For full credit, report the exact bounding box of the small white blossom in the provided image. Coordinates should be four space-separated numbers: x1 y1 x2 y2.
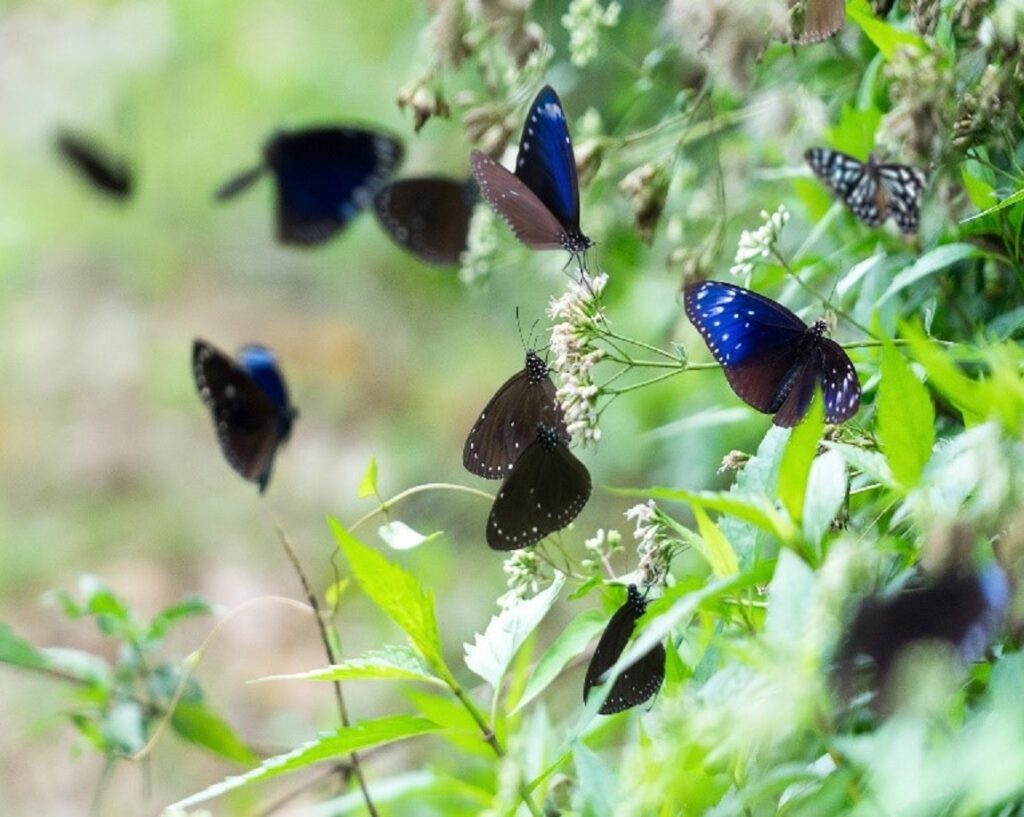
581 527 624 572
729 205 790 279
562 0 621 68
498 549 550 609
626 500 673 586
459 207 499 285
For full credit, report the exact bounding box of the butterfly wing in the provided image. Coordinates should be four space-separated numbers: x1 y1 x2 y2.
193 340 288 492
805 147 884 227
816 338 861 424
373 176 477 265
486 434 591 550
789 0 845 43
875 163 927 234
56 132 132 198
267 127 403 246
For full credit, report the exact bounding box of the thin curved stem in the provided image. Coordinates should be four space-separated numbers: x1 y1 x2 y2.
599 329 683 361
349 483 494 533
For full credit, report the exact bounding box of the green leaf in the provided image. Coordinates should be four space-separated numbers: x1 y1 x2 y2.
877 244 982 308
960 186 1024 223
905 331 987 424
0 622 47 670
513 609 606 715
825 442 896 487
167 716 442 810
802 450 848 548
377 520 443 551
148 597 211 641
329 517 449 680
463 572 565 689
691 506 740 578
324 578 351 609
847 0 926 59
877 340 935 488
254 646 445 687
358 456 379 498
102 700 147 754
171 701 260 765
764 550 816 648
640 486 795 543
826 103 882 159
961 165 997 212
778 394 824 522
574 740 617 817
39 647 112 686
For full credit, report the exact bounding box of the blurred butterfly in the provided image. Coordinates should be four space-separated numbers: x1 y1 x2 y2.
486 424 590 550
56 131 133 199
373 176 477 265
583 584 667 714
684 280 861 427
835 563 1010 705
471 85 592 263
873 0 896 16
788 0 845 44
193 339 297 493
215 126 403 246
805 147 927 234
464 351 566 478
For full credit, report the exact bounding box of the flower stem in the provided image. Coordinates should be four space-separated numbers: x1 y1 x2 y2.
349 483 494 533
599 328 683 361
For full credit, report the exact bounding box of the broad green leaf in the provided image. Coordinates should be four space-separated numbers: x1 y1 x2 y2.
513 609 606 715
641 487 795 543
826 103 882 160
877 341 935 488
764 550 816 647
463 572 565 689
329 517 448 679
254 646 445 687
906 332 986 424
802 450 848 548
778 395 824 522
847 0 926 58
961 165 997 212
692 506 739 578
167 716 441 810
358 456 379 498
574 740 617 817
825 442 895 487
0 622 46 670
960 186 1024 223
171 701 260 765
39 646 112 685
377 520 442 551
877 244 982 308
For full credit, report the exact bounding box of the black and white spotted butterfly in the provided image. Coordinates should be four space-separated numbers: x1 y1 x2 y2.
583 584 666 714
193 339 297 493
805 147 927 234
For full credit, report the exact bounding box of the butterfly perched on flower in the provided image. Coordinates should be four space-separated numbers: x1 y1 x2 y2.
373 176 477 266
464 351 566 478
215 126 403 246
486 424 590 550
583 584 666 714
193 339 297 493
805 147 927 234
56 131 133 199
471 85 592 264
788 0 845 44
684 281 861 427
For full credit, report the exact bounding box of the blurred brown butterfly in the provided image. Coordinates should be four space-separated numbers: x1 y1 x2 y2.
788 0 845 44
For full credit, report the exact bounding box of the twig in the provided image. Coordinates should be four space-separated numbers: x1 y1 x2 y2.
348 482 494 533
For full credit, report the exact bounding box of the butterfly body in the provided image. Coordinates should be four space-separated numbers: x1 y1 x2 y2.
583 585 666 714
56 132 133 199
471 85 591 258
373 176 477 265
805 147 927 234
684 281 860 427
486 423 590 550
193 340 297 493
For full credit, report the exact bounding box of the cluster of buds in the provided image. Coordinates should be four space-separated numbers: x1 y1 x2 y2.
397 81 451 133
562 0 622 67
730 205 789 279
626 501 674 587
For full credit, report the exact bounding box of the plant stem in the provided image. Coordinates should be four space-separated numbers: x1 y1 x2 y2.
599 329 682 361
349 483 494 533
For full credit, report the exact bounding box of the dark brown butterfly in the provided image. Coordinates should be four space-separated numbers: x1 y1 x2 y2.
56 132 133 199
193 339 297 493
486 424 590 550
583 585 667 714
463 351 566 479
788 0 845 44
373 176 477 265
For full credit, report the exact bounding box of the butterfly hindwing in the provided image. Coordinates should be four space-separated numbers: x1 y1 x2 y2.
373 176 477 265
875 163 927 234
789 0 845 43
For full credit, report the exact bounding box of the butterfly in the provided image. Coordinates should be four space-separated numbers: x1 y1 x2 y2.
373 176 477 265
192 339 298 493
835 564 1010 705
788 0 845 44
583 585 667 714
486 424 591 550
805 147 927 234
55 131 133 199
684 280 861 427
471 85 592 262
215 126 403 246
464 351 566 478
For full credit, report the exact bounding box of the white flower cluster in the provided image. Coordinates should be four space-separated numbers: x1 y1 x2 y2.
562 0 622 68
626 500 673 586
459 206 499 285
729 204 790 279
498 549 548 609
548 271 609 445
581 527 623 573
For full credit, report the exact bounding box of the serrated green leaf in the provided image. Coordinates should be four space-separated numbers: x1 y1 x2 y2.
171 701 259 765
778 394 824 522
358 456 379 498
254 646 445 687
0 622 46 670
377 520 442 551
513 609 606 715
802 450 848 548
877 244 982 308
692 507 739 578
167 716 442 810
847 0 926 59
329 517 449 681
878 340 935 488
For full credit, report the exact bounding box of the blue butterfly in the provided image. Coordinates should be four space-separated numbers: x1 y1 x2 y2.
193 339 297 493
684 281 860 427
471 86 592 262
216 126 403 246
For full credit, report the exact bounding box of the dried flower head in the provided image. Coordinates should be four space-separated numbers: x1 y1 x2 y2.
562 0 621 68
619 161 671 244
426 0 471 67
719 449 751 473
730 205 789 279
880 46 954 165
911 0 939 34
397 81 451 132
626 500 674 586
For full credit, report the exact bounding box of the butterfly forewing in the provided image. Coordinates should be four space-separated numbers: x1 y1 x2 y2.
56 132 133 199
471 152 568 250
789 0 845 43
486 426 591 550
583 586 667 714
373 176 476 265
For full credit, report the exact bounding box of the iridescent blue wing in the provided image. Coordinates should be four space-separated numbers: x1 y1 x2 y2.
373 176 477 265
805 147 885 227
874 162 927 234
265 127 403 246
238 345 297 442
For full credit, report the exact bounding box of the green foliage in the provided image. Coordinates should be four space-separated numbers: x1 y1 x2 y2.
878 339 935 488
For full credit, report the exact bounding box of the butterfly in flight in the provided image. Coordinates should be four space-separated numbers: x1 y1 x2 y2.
215 126 403 246
805 147 927 234
471 85 592 265
788 0 845 44
835 563 1010 707
486 424 590 550
193 339 298 493
55 131 133 199
684 280 861 427
464 351 566 478
373 176 477 266
583 584 667 714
